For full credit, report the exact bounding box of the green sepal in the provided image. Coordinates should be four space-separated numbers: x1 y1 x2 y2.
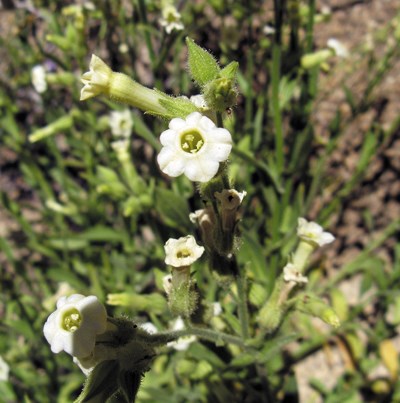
186 37 220 87
117 371 142 403
219 61 239 81
74 360 119 403
156 92 199 119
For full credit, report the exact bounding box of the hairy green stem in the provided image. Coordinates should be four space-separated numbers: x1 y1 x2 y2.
141 326 246 348
236 271 250 339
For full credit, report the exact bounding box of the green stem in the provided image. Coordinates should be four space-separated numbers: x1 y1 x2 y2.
231 147 284 193
271 43 284 175
137 0 156 67
142 327 246 349
236 271 250 339
216 112 224 128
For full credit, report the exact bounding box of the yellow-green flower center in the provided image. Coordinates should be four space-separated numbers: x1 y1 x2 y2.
180 130 204 154
61 307 82 332
177 249 192 259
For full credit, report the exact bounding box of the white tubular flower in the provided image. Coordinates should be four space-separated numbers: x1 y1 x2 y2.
31 65 47 93
109 109 133 138
157 112 232 182
159 5 184 34
0 356 10 381
327 38 349 58
164 235 204 268
283 263 308 284
43 294 107 358
297 217 335 247
80 54 112 101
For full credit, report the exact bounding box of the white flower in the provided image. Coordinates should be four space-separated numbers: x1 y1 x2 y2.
167 317 196 351
31 65 47 93
159 5 184 34
109 109 133 138
0 356 10 381
212 302 222 316
297 218 335 247
262 25 275 36
80 54 112 101
157 112 232 182
43 294 107 358
164 235 204 267
283 263 308 284
214 189 246 211
73 344 118 376
327 38 349 58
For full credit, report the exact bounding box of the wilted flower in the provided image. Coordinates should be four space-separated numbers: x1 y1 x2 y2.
297 217 335 247
80 55 112 101
157 112 232 182
31 65 47 93
43 294 107 358
109 109 133 138
159 4 184 34
283 263 308 284
214 189 246 211
215 189 246 231
327 38 349 58
164 235 204 268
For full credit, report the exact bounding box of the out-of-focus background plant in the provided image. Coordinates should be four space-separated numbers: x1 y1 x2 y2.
0 0 400 402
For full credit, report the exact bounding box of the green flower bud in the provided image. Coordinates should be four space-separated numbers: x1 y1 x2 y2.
203 77 238 112
28 115 73 143
295 293 340 328
301 49 333 69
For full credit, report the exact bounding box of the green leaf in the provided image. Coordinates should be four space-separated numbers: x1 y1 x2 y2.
154 187 190 231
219 61 239 80
157 93 198 119
118 371 142 403
75 360 119 403
186 37 220 87
237 231 267 282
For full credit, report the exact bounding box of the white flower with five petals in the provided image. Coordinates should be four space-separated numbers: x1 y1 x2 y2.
297 217 335 247
43 294 107 358
157 112 232 182
164 235 204 268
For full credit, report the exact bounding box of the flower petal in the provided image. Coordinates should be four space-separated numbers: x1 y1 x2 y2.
160 129 178 147
209 128 232 144
184 158 219 182
169 118 186 131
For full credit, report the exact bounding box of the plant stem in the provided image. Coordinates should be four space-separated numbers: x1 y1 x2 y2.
143 326 247 349
236 270 250 339
137 0 156 67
